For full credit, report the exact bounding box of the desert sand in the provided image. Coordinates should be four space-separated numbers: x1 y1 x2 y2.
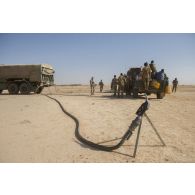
0 85 195 162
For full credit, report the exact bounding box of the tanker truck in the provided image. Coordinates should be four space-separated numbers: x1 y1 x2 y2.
0 64 55 94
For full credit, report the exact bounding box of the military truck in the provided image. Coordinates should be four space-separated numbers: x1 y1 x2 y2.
126 67 169 99
0 64 55 94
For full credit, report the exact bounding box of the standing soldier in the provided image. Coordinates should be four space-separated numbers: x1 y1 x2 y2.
99 80 104 92
118 73 125 97
142 62 151 90
90 77 95 95
127 75 133 96
123 74 128 95
172 78 178 92
111 75 118 96
149 60 157 79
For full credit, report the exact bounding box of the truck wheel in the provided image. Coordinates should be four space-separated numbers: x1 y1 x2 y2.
8 83 19 94
157 92 165 99
19 83 30 94
36 87 44 94
0 90 3 94
133 89 139 98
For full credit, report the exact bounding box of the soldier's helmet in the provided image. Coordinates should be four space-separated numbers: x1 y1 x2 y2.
151 60 154 63
144 62 148 66
114 75 116 78
120 73 123 76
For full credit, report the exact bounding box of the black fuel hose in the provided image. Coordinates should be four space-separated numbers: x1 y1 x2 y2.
43 94 149 152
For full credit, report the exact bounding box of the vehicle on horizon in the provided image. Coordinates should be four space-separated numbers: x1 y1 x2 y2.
0 64 55 94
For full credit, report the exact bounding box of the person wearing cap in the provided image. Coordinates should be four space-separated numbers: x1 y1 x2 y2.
142 62 152 90
155 69 165 81
149 60 157 79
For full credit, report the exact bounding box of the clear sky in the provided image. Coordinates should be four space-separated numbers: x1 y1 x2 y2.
0 33 194 85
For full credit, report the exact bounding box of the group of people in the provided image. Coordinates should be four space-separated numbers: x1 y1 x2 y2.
110 60 160 97
142 60 167 90
90 60 179 96
111 73 127 97
110 60 179 97
142 60 179 92
89 77 104 95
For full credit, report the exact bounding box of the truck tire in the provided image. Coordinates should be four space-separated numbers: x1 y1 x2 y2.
19 82 30 94
0 90 3 94
8 83 19 94
157 92 165 99
36 87 44 94
133 89 139 98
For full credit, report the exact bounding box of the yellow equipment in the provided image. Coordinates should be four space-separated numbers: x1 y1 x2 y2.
151 80 160 89
165 85 172 94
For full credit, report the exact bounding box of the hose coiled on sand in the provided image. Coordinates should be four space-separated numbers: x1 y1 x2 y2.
43 94 148 152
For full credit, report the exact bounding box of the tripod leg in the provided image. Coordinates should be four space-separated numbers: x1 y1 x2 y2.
133 119 143 158
144 113 166 146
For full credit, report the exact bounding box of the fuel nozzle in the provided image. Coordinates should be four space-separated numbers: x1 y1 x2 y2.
136 94 150 116
126 116 142 140
130 116 142 131
126 94 149 140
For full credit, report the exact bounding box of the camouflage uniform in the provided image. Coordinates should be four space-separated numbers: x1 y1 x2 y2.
149 60 157 79
123 75 128 95
90 77 95 95
142 63 151 90
111 75 118 96
118 74 125 97
99 80 104 92
172 78 178 93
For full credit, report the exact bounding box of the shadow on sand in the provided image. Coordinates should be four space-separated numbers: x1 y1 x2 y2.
73 135 165 159
43 92 160 101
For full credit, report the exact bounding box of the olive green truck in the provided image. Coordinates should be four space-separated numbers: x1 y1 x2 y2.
0 64 55 94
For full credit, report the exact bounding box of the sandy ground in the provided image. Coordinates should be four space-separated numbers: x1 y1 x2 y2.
0 85 195 163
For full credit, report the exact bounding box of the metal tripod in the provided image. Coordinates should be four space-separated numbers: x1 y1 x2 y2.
132 113 166 158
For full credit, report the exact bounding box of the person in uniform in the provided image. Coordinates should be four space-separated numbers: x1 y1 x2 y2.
90 77 95 95
142 62 151 90
172 78 178 92
149 60 157 79
155 69 165 81
127 75 133 96
111 75 118 96
118 73 125 97
99 80 104 92
123 74 128 95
